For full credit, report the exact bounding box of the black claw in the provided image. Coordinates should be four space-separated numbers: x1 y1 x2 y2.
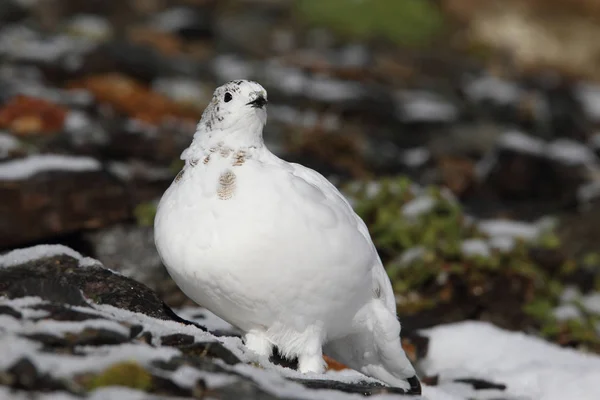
407 375 422 395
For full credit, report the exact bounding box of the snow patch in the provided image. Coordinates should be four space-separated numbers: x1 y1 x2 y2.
460 239 490 257
421 321 600 400
0 154 101 181
478 220 541 241
396 90 458 123
464 75 522 105
402 195 436 218
0 132 20 160
497 131 545 155
0 244 83 267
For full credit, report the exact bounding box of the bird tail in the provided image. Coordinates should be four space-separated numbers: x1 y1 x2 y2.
324 297 421 395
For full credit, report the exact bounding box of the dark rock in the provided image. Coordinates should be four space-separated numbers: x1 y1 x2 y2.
160 333 195 347
25 327 129 348
30 303 99 321
83 224 190 307
69 327 129 346
0 305 22 319
22 333 69 349
0 0 28 24
0 253 198 322
0 170 130 249
177 342 240 366
216 380 285 400
454 378 507 391
151 374 193 398
4 358 68 392
294 378 409 396
129 324 144 339
135 331 153 345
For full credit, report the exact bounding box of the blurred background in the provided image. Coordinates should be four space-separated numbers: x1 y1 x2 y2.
1 0 599 360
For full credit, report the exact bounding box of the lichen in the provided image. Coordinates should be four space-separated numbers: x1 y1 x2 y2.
84 361 152 391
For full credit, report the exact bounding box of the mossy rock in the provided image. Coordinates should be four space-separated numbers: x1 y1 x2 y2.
84 361 152 391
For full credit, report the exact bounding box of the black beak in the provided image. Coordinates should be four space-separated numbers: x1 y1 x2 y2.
247 95 268 109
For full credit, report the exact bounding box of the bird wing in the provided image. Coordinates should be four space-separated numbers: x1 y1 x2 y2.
288 164 419 391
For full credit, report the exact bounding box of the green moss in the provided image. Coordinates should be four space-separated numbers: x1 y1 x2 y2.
294 0 445 47
345 176 600 352
134 202 158 227
85 361 152 391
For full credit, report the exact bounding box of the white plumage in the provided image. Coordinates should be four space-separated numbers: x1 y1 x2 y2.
154 80 420 393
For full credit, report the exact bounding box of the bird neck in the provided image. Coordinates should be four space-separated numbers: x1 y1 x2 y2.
182 120 266 161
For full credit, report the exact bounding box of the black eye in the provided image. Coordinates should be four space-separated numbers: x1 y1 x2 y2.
224 92 232 102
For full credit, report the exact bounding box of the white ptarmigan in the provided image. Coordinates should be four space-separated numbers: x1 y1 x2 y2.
154 80 421 393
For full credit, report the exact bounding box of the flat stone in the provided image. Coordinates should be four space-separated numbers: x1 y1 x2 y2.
0 170 130 249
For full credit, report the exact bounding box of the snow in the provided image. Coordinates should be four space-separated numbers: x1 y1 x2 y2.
66 15 113 41
0 244 83 267
0 25 95 63
420 321 600 400
306 76 363 103
575 82 600 122
399 247 426 265
339 44 369 67
0 132 20 159
464 75 522 105
212 54 255 82
268 105 340 131
478 219 541 241
4 318 131 338
3 245 600 399
175 307 238 333
497 131 545 155
581 293 600 314
169 365 237 389
460 239 490 257
487 235 515 252
401 147 430 168
0 154 101 181
396 90 458 123
546 139 598 166
151 7 197 32
402 195 436 218
152 78 208 106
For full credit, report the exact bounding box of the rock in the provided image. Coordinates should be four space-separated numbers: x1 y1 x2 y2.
84 224 191 307
0 245 428 398
0 0 28 24
0 252 185 321
453 378 507 391
160 333 194 347
0 304 21 319
4 358 68 392
0 95 67 137
0 168 130 249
